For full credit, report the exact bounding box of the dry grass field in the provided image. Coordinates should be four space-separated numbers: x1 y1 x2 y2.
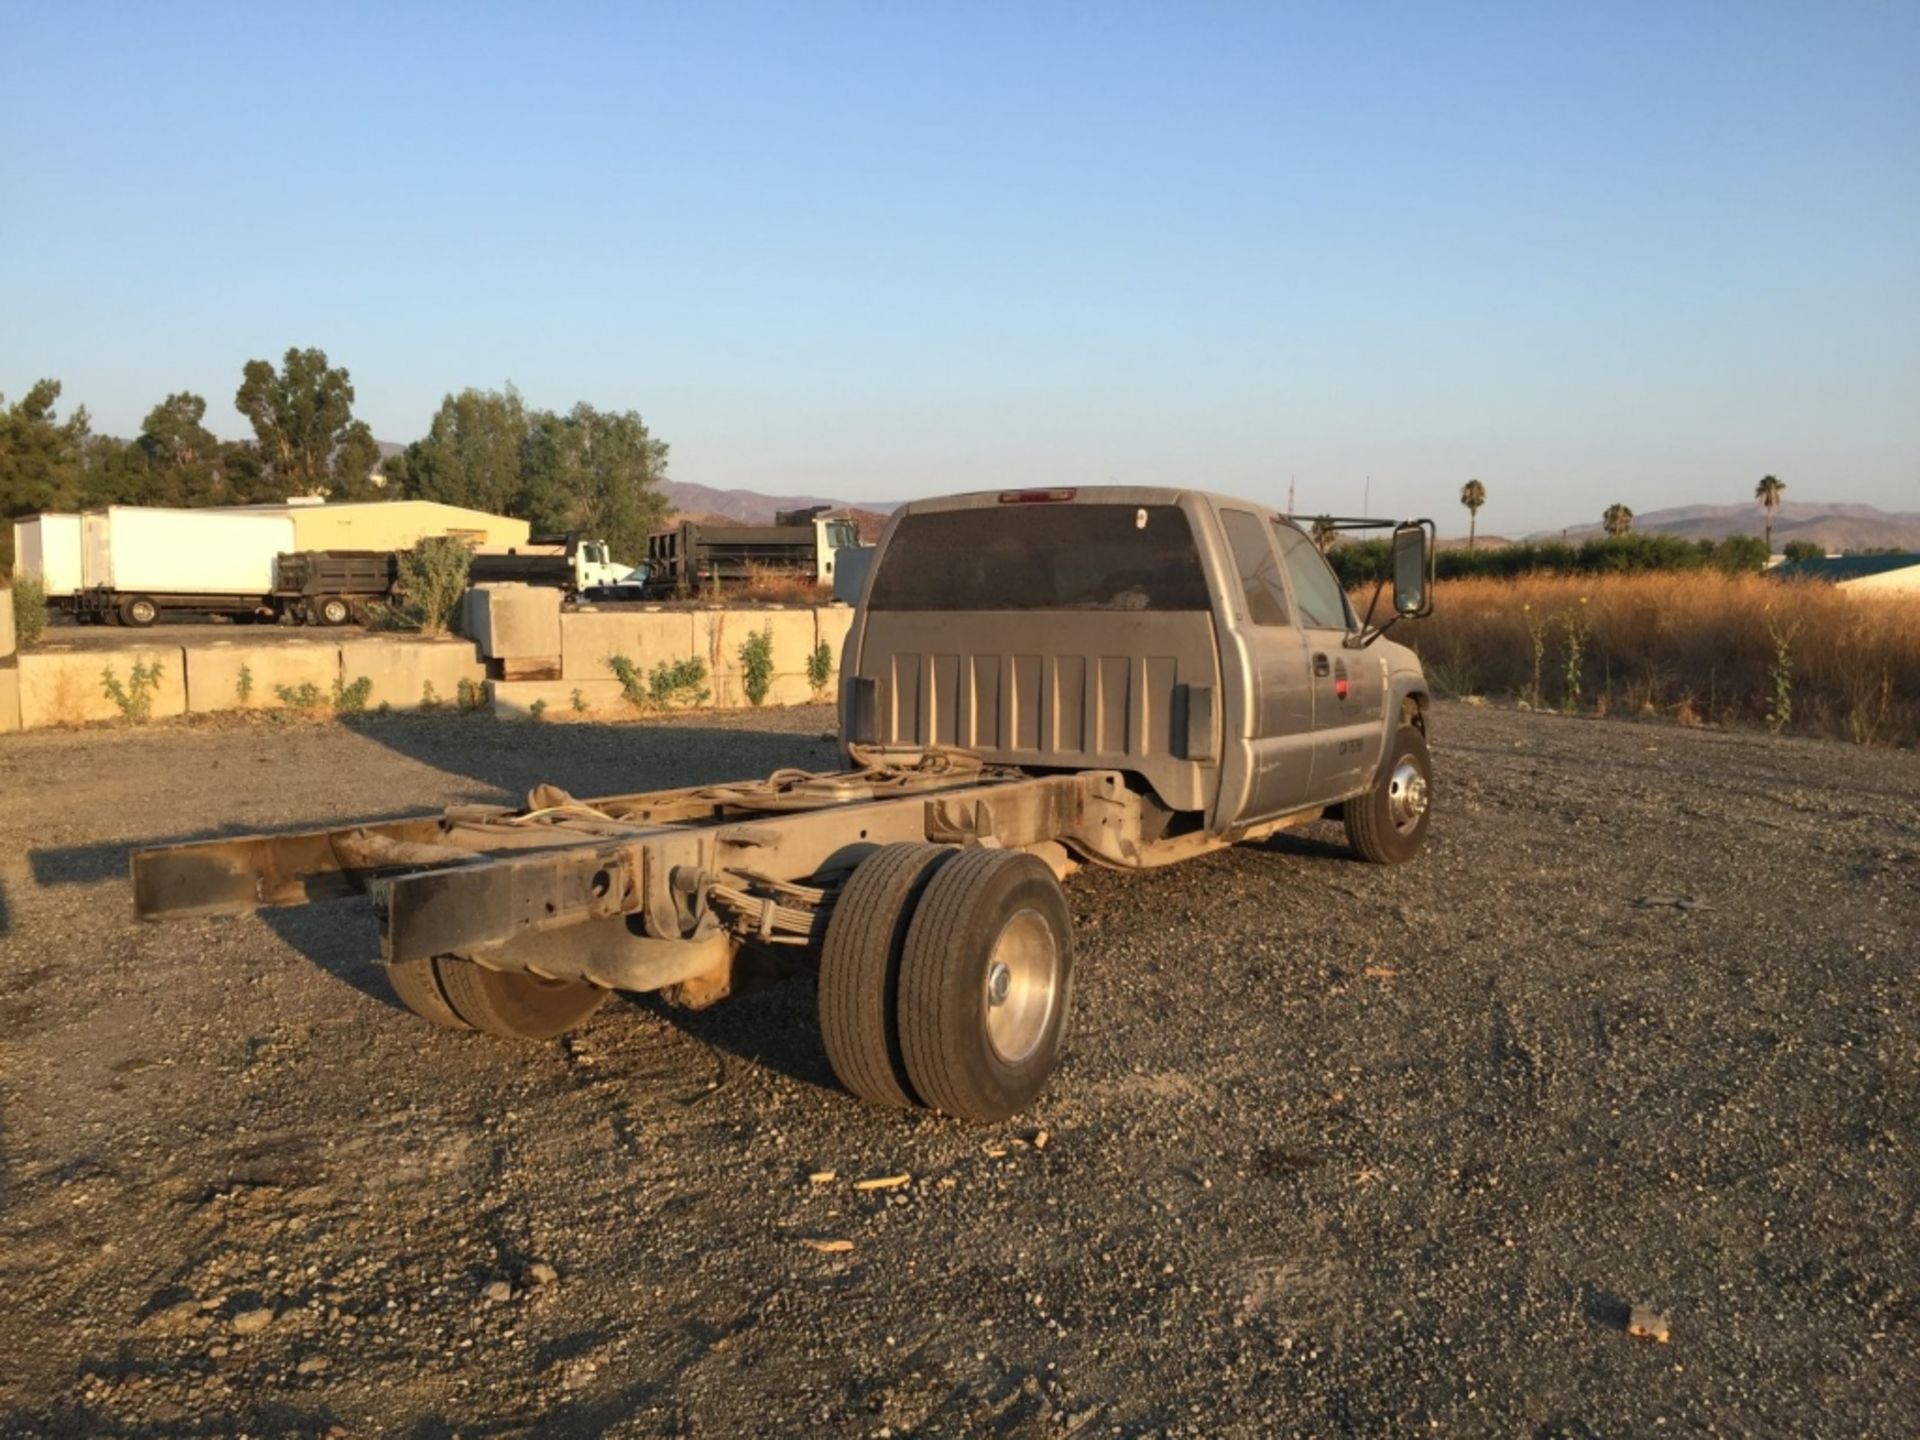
1387 573 1920 745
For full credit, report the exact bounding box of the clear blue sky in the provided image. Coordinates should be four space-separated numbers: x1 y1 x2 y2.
4 2 1916 533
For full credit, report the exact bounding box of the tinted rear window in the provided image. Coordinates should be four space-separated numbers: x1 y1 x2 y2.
867 504 1211 611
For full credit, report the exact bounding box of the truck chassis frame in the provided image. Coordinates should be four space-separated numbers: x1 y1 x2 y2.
135 751 1318 986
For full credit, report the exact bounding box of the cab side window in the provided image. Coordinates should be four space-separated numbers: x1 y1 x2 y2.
1273 521 1353 630
1219 508 1290 626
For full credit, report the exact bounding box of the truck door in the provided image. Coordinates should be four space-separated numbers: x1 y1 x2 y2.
1272 520 1387 800
1214 506 1317 821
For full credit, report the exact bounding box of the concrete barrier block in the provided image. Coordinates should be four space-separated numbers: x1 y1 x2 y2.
561 610 699 683
18 645 187 728
698 608 821 708
467 584 562 660
340 637 486 710
0 588 15 658
0 666 19 733
186 641 342 713
488 678 631 721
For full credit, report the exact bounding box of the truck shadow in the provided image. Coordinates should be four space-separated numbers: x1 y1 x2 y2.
25 718 841 889
331 710 843 804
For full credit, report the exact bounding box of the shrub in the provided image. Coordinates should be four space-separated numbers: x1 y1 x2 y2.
235 662 254 706
101 659 164 724
738 625 775 706
274 681 327 711
380 536 474 636
806 640 834 699
11 577 48 646
607 653 709 711
333 675 373 713
455 677 486 710
528 698 548 722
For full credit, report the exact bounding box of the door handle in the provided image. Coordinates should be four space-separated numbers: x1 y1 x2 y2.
1312 653 1331 677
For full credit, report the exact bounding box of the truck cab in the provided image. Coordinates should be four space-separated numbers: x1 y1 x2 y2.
839 486 1433 855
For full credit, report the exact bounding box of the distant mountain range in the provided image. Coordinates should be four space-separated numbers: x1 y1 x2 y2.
1525 501 1920 552
657 480 895 524
375 459 1918 554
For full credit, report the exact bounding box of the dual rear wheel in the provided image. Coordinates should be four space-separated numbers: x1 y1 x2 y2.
820 844 1074 1122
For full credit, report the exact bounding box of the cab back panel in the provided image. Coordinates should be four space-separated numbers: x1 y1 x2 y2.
853 610 1219 811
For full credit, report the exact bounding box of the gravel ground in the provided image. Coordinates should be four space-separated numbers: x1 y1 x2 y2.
1 702 1915 1436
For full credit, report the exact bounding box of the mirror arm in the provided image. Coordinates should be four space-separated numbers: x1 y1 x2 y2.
1344 611 1404 649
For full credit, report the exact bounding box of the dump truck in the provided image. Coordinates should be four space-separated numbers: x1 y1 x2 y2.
271 551 401 626
644 508 865 596
468 535 632 594
131 487 1435 1121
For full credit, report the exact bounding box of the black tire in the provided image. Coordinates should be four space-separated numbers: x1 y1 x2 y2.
435 956 609 1039
385 956 472 1030
317 595 351 626
119 595 158 627
1345 723 1433 864
898 849 1074 1122
819 842 956 1108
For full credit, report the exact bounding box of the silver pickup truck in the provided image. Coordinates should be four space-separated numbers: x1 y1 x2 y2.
130 486 1434 1122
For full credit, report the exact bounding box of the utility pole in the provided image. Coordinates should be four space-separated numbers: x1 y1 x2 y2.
1287 475 1295 519
1363 475 1371 516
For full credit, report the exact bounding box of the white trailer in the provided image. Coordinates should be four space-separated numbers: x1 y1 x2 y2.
75 506 297 627
12 514 86 599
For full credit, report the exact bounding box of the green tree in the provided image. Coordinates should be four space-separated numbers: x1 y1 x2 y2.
401 387 531 517
234 346 380 500
1602 503 1634 537
1755 474 1786 554
135 392 222 504
0 380 90 570
1309 514 1337 553
1459 478 1487 548
1782 540 1824 563
1713 534 1771 574
523 403 669 564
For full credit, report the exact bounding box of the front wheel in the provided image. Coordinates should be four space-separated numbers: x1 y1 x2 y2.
898 849 1074 1122
119 595 159 627
317 595 352 626
1344 723 1433 864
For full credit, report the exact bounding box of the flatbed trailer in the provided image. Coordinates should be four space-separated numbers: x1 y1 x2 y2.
131 484 1437 1121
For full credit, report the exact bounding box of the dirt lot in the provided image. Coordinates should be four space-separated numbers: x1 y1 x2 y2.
2 704 1915 1436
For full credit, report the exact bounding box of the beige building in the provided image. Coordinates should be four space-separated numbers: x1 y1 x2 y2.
237 500 530 552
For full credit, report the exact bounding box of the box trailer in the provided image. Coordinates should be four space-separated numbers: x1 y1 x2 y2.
76 506 296 626
12 514 86 599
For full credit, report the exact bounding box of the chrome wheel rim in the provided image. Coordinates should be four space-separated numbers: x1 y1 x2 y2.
1387 757 1429 832
983 907 1059 1064
132 601 156 624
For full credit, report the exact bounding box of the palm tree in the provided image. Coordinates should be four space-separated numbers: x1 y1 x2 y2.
1460 479 1487 548
1755 474 1786 554
1602 503 1634 537
1309 515 1337 553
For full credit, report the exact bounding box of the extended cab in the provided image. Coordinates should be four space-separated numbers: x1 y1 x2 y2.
840 486 1434 863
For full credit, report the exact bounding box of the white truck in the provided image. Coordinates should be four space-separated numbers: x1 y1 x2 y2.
74 506 297 626
12 514 87 603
